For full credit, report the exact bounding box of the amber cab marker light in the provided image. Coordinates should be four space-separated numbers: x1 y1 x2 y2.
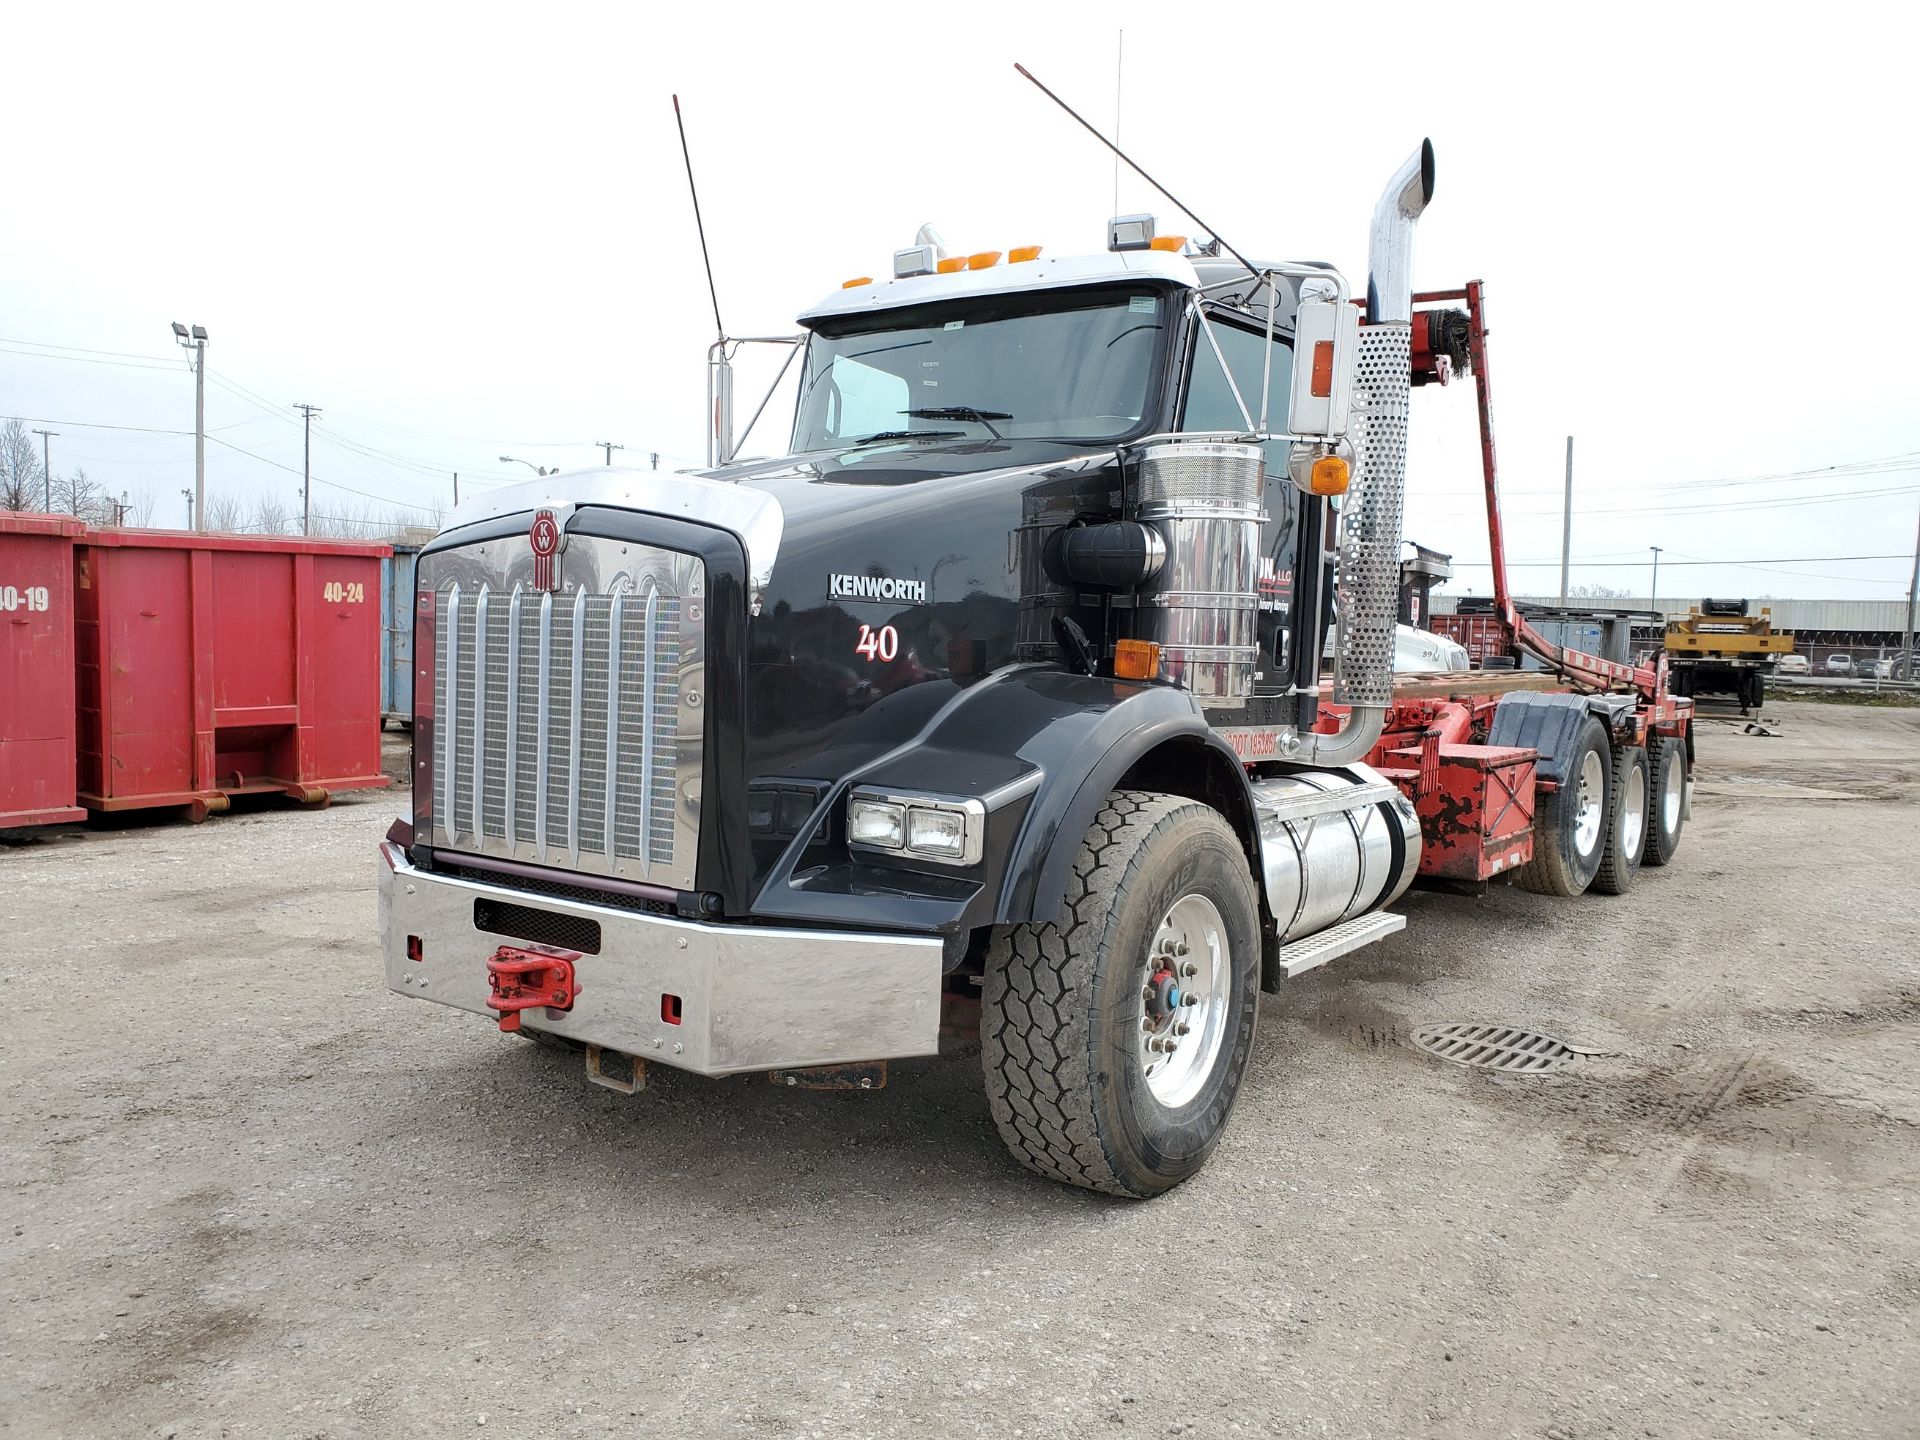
967 251 1003 270
1148 235 1189 253
1009 245 1043 263
936 256 969 274
1309 455 1351 496
842 276 873 289
1113 638 1162 681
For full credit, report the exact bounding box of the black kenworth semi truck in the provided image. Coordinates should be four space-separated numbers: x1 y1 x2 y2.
379 143 1550 1197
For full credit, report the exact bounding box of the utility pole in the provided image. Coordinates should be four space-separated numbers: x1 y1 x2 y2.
1903 501 1919 679
1649 545 1662 615
453 472 460 508
171 323 208 529
31 429 57 511
294 403 322 536
650 451 660 471
597 441 625 466
1558 435 1573 609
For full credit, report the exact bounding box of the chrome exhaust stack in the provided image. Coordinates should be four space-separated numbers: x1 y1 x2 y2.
1299 140 1434 768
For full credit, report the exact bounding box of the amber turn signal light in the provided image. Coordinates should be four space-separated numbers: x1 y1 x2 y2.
842 276 873 289
1113 638 1162 681
936 256 969 274
1148 235 1188 253
1009 245 1043 263
1308 456 1351 496
967 251 1003 270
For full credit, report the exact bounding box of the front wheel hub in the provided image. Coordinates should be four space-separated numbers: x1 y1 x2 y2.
1138 894 1231 1109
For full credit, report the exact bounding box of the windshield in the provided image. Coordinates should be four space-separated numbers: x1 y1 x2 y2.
791 286 1168 451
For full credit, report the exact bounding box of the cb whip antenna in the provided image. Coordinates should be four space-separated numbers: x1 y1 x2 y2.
673 94 725 339
1013 62 1257 279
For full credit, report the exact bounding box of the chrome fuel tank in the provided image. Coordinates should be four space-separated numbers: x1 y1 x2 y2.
1250 763 1420 942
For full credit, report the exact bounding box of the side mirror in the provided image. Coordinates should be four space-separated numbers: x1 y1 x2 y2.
1287 299 1359 438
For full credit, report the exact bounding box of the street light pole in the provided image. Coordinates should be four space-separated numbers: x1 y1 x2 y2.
1902 502 1919 679
1649 545 1663 615
181 488 194 529
499 455 544 476
31 429 57 510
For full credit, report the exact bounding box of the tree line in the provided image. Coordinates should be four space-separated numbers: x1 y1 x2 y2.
1 418 438 539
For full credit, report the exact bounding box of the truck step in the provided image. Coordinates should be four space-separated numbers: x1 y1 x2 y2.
1276 911 1407 980
1251 777 1401 825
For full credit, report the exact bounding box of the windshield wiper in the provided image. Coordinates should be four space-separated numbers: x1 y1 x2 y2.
849 428 966 446
902 406 1011 439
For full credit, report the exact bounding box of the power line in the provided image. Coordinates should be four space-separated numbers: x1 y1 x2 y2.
0 344 183 373
0 413 193 436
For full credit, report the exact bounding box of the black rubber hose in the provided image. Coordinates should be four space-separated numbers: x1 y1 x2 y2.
1043 521 1166 591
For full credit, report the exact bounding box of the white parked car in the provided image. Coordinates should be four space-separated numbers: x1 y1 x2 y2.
1825 653 1853 675
1775 653 1809 675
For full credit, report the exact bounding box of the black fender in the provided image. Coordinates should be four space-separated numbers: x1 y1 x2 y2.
743 665 1254 935
988 676 1254 925
1488 690 1634 785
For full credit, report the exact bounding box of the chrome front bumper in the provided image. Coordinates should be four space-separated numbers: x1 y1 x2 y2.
377 843 944 1076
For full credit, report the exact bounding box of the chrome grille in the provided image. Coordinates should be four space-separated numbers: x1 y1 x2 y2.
425 533 704 889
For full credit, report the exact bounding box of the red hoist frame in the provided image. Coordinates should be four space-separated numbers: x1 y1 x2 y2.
1345 281 1693 882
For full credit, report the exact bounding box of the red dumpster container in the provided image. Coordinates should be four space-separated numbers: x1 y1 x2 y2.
0 512 87 828
73 530 392 820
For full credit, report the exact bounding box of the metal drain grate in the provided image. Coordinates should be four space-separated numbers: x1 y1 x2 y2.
1410 1022 1576 1074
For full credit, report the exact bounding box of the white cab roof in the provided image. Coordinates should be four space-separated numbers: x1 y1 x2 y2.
797 249 1200 326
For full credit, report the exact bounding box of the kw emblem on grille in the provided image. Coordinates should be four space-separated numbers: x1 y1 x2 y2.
529 510 562 592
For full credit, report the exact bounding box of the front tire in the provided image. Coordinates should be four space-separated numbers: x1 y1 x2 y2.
981 791 1261 1198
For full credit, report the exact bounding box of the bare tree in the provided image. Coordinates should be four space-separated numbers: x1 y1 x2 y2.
253 493 293 535
1570 581 1631 599
202 491 250 534
51 467 118 526
0 420 43 511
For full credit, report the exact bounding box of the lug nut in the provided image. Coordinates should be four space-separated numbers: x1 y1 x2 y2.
1175 941 1190 956
1182 963 1198 978
1176 1024 1191 1036
1182 994 1198 1007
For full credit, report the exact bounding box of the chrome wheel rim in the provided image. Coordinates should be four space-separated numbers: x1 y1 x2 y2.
1139 894 1230 1109
1574 750 1606 858
1620 758 1647 857
1661 752 1684 833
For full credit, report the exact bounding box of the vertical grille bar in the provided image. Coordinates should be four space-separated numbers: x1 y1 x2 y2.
504 587 521 846
640 586 659 872
603 590 623 860
535 591 553 860
471 586 489 841
441 583 461 839
567 593 587 863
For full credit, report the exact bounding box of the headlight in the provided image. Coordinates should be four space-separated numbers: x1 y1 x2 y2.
848 791 985 866
848 799 906 849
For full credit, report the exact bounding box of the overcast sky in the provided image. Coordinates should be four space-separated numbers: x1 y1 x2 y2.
4 1 1915 604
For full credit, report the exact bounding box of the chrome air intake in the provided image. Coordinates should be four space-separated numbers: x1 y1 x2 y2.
1129 440 1264 706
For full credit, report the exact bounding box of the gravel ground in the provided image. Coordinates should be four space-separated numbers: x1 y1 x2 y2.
4 701 1916 1439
